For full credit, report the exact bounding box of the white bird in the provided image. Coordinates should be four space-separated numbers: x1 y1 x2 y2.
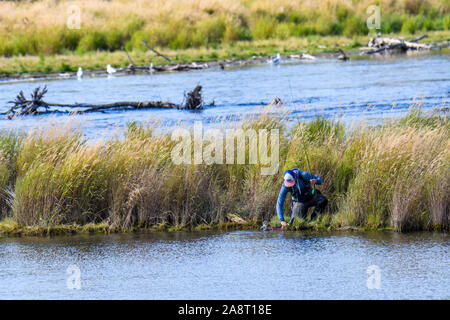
77 67 83 78
301 53 317 60
106 64 117 75
149 62 154 71
269 53 281 65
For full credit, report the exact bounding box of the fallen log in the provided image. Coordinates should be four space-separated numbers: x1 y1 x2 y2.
4 85 204 119
96 42 208 75
370 37 431 49
115 62 208 75
360 43 406 55
361 34 432 55
166 62 208 72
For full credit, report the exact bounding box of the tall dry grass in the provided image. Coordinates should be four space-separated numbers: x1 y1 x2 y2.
0 130 23 217
0 106 448 231
0 0 448 56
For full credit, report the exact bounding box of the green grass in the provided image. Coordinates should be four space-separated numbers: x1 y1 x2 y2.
0 218 112 237
1 29 448 77
0 105 448 236
1 30 449 76
1 0 449 77
1 3 448 57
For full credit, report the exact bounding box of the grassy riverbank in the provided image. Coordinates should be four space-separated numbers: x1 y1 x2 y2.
0 0 449 76
0 106 448 236
1 31 449 77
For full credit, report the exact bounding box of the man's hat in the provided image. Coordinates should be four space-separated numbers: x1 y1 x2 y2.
283 169 296 187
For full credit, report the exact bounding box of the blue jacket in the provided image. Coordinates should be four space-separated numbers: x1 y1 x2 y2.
276 169 322 222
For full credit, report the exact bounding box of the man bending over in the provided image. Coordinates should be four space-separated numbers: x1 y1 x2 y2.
276 168 328 227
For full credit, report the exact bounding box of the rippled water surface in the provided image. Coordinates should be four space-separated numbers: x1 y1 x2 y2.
0 231 448 299
0 55 448 299
0 54 448 139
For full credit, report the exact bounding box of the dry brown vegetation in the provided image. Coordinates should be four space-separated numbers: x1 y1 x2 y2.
0 106 448 233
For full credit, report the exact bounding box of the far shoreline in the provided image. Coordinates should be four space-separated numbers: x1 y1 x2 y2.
1 31 448 83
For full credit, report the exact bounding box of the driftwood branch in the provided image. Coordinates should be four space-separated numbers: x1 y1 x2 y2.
409 34 428 43
6 86 50 118
4 85 204 119
114 42 208 74
142 41 175 64
184 85 203 110
123 47 136 73
360 34 432 55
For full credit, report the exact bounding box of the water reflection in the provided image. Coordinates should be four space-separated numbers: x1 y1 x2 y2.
0 230 448 299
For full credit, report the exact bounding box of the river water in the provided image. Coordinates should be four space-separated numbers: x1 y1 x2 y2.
0 53 449 139
0 230 448 299
0 54 448 300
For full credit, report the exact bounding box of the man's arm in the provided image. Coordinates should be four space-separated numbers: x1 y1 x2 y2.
300 171 322 185
276 184 289 223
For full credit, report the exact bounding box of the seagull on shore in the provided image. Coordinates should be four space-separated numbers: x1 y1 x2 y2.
77 67 83 79
269 53 281 65
301 53 317 60
106 64 117 75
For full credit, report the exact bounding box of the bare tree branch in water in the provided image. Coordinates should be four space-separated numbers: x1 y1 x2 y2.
4 85 204 119
184 85 203 110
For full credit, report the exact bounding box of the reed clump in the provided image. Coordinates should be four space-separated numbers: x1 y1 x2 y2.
0 106 448 235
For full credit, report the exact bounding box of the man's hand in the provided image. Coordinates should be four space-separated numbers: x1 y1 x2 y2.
310 179 318 185
281 221 287 228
